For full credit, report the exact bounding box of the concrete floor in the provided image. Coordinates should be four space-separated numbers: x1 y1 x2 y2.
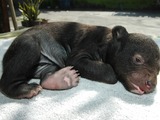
9 10 160 37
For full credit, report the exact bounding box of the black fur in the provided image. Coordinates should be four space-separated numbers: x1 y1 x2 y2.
0 22 159 98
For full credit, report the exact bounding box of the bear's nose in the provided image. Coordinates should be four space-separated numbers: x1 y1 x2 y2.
145 80 152 89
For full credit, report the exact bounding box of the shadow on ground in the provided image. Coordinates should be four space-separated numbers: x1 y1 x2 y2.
114 11 160 18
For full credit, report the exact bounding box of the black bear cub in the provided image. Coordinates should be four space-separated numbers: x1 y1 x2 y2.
0 22 159 99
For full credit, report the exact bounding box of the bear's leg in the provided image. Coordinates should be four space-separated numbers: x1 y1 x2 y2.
40 66 80 90
0 37 42 99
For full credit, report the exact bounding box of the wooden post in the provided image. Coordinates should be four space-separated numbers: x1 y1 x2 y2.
8 0 18 30
0 0 10 33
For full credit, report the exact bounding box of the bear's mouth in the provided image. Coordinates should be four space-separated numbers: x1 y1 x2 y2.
130 82 144 95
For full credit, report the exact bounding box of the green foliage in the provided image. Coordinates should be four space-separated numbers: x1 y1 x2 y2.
74 0 155 10
18 0 44 21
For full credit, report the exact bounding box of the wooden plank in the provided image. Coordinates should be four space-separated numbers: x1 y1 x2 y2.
0 0 10 33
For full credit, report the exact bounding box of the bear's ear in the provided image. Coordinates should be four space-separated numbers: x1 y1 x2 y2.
112 26 128 40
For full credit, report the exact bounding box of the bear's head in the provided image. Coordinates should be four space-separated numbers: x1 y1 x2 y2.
110 26 160 95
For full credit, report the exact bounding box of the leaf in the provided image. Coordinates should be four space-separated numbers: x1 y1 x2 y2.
18 0 44 21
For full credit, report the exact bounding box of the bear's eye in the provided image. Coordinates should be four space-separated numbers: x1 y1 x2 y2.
135 58 141 63
133 54 144 65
